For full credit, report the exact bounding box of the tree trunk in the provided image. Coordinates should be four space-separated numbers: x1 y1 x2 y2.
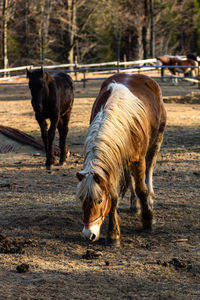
39 0 51 65
67 0 77 65
150 0 155 58
24 0 30 58
142 0 150 59
2 0 9 72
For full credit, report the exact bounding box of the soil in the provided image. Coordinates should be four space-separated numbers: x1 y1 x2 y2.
0 76 200 299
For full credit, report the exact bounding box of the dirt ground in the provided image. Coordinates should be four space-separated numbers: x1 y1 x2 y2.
0 76 200 299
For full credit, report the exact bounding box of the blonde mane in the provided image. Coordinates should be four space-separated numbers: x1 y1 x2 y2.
77 82 148 202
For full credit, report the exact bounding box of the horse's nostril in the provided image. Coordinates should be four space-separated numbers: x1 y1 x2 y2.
90 233 96 241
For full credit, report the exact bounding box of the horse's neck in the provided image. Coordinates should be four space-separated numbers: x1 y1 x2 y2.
43 82 50 100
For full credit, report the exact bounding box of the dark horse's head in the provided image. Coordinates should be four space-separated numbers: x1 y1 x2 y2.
27 67 49 114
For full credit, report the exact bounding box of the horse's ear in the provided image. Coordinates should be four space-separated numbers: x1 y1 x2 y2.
40 66 44 76
26 68 31 79
76 172 84 182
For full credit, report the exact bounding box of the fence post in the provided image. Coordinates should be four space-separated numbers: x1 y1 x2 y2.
82 69 86 88
161 65 164 77
117 61 120 73
74 64 78 81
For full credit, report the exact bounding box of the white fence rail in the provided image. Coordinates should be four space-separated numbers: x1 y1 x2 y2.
0 57 199 88
0 58 158 80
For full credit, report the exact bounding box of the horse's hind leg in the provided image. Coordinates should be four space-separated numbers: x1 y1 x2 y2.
58 114 69 165
120 171 139 213
129 175 140 214
145 121 166 209
58 118 64 164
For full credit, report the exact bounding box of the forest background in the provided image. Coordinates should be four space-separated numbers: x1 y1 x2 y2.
1 0 200 69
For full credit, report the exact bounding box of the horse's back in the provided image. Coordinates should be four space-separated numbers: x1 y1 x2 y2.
55 72 74 101
50 72 74 115
55 72 74 91
91 74 165 125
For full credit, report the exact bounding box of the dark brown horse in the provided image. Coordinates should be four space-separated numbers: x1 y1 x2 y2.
76 73 166 245
156 55 198 84
27 67 74 170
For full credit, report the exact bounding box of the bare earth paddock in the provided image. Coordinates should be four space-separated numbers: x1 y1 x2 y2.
0 77 200 299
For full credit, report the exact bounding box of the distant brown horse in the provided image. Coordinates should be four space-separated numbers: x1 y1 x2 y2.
27 67 74 170
156 55 198 84
76 73 166 245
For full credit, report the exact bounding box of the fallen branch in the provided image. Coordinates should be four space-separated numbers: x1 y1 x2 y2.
0 125 62 156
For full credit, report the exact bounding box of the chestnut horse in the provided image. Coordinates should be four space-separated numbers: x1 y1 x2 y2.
76 73 166 245
27 67 74 170
156 55 198 84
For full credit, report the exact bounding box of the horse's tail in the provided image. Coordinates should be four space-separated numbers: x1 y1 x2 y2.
191 60 199 77
195 60 199 77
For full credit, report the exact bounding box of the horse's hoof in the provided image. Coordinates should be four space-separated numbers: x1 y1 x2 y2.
142 223 153 232
105 238 121 247
130 206 141 215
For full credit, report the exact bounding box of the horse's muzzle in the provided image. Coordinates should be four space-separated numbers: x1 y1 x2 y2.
31 99 43 114
82 224 100 242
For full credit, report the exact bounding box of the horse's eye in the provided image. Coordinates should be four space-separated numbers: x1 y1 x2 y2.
97 199 102 204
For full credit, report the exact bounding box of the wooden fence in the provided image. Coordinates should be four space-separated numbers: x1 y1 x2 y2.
0 57 199 88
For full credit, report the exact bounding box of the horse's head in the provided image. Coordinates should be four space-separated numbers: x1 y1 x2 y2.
27 67 49 114
156 55 171 65
76 171 111 242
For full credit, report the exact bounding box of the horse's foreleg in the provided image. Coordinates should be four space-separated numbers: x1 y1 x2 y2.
37 118 48 156
134 158 153 230
58 114 69 165
46 117 58 169
106 197 120 246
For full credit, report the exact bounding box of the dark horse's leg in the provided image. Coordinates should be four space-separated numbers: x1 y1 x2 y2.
58 114 69 165
36 117 48 158
46 117 59 169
